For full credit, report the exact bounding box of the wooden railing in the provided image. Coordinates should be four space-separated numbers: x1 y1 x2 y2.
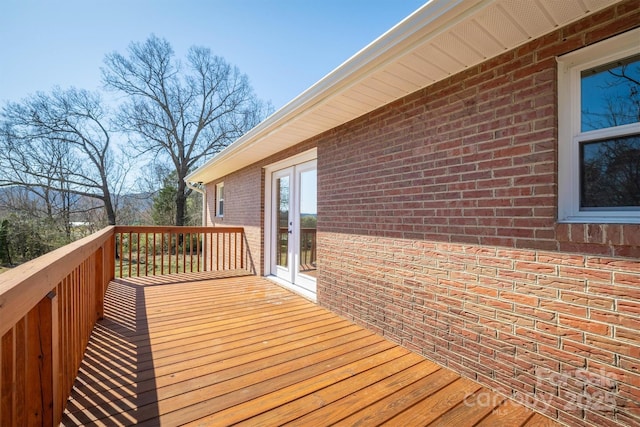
301 228 317 267
0 226 114 426
114 226 246 278
0 225 248 425
277 227 317 267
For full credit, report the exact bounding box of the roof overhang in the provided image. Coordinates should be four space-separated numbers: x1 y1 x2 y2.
186 0 620 185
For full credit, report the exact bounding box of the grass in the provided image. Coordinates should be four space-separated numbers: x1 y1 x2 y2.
115 252 203 278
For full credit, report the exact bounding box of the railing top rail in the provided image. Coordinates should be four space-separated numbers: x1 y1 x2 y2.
0 226 115 336
114 226 244 233
1 225 247 336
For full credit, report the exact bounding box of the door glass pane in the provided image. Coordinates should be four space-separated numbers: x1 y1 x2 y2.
276 176 289 268
299 169 317 277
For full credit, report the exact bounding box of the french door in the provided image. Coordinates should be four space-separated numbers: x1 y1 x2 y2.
271 159 317 297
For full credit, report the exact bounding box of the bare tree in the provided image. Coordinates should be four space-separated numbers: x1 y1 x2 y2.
102 35 271 226
0 88 127 225
0 184 76 241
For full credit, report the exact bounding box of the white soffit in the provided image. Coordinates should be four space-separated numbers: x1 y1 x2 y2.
187 0 621 184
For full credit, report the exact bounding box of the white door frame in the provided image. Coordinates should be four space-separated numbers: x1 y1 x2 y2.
291 159 317 291
263 148 317 300
271 166 294 282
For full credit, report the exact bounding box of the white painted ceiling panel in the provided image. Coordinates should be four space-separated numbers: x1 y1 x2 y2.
401 52 448 81
328 94 379 114
452 19 505 58
360 78 405 99
540 0 587 26
312 108 349 125
380 62 425 88
475 5 529 46
348 84 389 105
373 70 422 94
281 127 314 139
303 107 341 123
500 1 555 36
418 44 467 74
323 98 365 117
431 31 486 66
583 0 616 10
295 118 333 131
336 91 380 110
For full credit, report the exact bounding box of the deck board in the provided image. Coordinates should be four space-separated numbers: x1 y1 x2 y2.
62 273 559 426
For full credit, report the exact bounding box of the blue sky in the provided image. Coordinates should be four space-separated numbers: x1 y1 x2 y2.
0 0 426 110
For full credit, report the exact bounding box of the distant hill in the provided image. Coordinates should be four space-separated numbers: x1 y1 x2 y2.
0 186 154 223
116 191 155 212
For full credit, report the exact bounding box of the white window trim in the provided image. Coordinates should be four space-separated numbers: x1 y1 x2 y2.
557 28 640 224
215 182 224 217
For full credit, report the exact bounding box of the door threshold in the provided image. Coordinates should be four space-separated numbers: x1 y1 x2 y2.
266 275 317 303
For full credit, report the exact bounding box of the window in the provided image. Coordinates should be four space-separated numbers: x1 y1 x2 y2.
558 28 640 224
216 182 224 217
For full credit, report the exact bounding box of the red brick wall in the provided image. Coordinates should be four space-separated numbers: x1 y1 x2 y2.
317 2 639 426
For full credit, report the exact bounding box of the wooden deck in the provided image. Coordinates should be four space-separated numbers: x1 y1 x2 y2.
62 272 558 426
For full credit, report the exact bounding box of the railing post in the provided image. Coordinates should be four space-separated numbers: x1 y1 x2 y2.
106 230 115 283
25 292 57 426
205 231 210 271
95 246 104 321
50 291 61 426
240 231 245 270
0 328 13 424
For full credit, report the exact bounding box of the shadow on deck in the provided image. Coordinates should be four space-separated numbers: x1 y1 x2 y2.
62 272 558 426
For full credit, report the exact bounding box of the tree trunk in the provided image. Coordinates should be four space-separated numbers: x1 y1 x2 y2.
103 195 117 225
63 188 71 241
175 180 186 226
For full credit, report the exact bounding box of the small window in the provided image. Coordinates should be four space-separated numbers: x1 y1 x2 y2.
558 29 640 224
216 182 224 217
